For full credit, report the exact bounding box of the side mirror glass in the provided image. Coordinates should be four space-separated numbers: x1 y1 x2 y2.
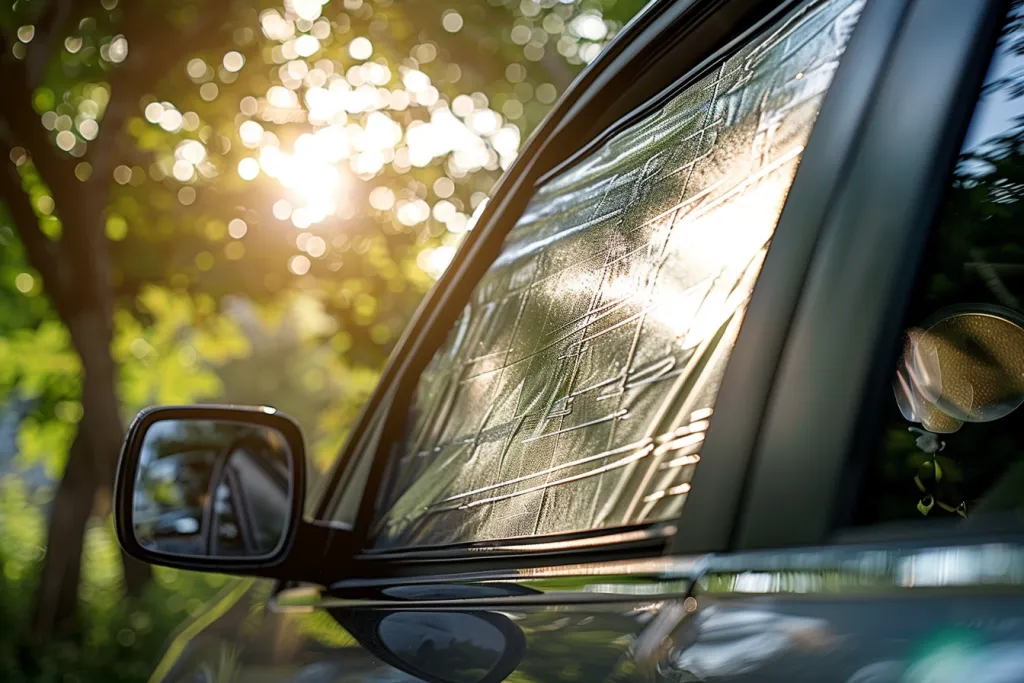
115 406 305 570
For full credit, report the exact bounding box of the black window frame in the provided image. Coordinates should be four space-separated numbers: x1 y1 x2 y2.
306 0 916 582
733 0 1012 552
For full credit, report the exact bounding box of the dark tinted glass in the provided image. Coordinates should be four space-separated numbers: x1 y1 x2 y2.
852 6 1024 526
372 0 866 548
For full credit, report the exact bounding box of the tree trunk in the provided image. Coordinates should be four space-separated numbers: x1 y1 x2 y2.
31 427 94 638
70 306 154 601
32 305 151 639
7 0 242 643
69 201 152 601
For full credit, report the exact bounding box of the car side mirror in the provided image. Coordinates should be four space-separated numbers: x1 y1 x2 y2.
114 405 343 580
894 304 1024 433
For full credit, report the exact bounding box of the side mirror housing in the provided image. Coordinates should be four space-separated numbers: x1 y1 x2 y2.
114 405 346 582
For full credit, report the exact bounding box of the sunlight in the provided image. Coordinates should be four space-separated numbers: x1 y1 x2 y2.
231 17 536 243
254 138 344 227
243 84 513 232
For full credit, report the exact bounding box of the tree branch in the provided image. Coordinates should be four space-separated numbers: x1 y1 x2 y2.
0 34 94 318
25 0 86 89
0 148 66 311
76 1 241 321
87 0 239 178
0 37 81 191
1 0 243 317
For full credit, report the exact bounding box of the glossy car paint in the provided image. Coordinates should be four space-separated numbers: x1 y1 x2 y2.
153 540 1024 682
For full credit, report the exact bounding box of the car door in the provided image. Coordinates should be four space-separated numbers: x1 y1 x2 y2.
148 0 911 681
660 1 1024 682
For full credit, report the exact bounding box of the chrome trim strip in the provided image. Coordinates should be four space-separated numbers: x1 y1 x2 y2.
698 541 1024 596
355 522 674 560
273 591 688 612
273 542 1024 613
272 555 705 612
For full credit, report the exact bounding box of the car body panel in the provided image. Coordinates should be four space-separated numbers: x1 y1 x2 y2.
667 541 1024 683
154 558 700 683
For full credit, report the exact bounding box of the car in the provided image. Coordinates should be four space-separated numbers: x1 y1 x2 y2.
112 0 1024 680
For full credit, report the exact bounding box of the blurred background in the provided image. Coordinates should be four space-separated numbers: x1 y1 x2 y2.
0 0 646 679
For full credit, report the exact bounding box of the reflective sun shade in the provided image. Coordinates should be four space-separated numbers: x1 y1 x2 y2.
372 0 866 548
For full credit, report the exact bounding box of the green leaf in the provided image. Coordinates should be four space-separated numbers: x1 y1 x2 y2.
16 417 75 478
105 214 128 241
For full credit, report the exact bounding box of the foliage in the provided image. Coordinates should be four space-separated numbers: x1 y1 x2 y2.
0 272 254 478
0 472 369 682
0 475 228 682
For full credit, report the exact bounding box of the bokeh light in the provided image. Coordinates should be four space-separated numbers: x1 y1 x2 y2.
237 158 260 180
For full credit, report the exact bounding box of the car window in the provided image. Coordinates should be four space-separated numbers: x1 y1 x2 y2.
368 0 867 549
850 4 1024 527
213 446 290 556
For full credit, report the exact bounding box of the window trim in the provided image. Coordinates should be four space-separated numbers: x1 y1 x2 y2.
834 515 1024 547
310 0 910 581
733 0 1010 552
356 521 676 559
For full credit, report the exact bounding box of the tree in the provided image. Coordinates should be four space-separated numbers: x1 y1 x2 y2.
1 0 249 639
1 0 638 640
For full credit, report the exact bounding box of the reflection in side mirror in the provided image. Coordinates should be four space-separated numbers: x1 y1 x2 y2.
375 612 525 683
116 406 304 569
894 305 1024 433
133 420 291 558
